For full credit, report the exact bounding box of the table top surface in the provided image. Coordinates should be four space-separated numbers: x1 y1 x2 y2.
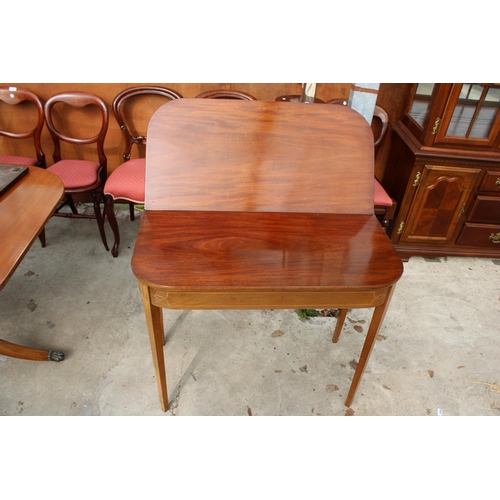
0 166 64 290
145 99 375 215
133 99 402 292
132 210 403 291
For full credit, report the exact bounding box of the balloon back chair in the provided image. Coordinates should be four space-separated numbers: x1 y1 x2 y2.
0 86 46 168
329 99 396 231
44 91 109 250
1 86 48 246
104 86 182 257
195 89 256 100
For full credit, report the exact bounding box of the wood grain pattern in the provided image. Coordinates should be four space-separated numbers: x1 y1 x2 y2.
132 211 402 291
145 100 374 214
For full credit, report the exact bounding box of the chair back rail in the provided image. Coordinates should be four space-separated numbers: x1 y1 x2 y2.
195 90 256 100
373 105 390 156
113 86 183 162
0 87 46 167
44 92 108 167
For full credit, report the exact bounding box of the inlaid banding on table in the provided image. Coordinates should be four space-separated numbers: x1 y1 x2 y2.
150 289 390 310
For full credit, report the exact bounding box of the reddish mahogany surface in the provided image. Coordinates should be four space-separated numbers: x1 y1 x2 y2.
132 211 403 290
0 166 63 290
0 166 64 361
145 99 374 215
134 99 404 411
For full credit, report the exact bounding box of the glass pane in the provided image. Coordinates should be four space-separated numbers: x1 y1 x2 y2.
460 83 483 102
408 83 435 127
458 84 471 99
446 84 483 137
485 87 500 102
470 86 500 138
446 84 500 139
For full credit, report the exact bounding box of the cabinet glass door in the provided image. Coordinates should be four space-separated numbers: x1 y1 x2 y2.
435 84 500 146
408 83 435 128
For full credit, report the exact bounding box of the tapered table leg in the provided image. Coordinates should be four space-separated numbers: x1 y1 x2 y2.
138 280 168 412
0 339 64 361
332 309 348 343
345 285 396 407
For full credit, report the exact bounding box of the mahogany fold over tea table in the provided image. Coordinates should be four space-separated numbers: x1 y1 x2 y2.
132 99 403 412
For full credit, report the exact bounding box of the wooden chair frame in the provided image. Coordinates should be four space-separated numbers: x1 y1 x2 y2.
0 86 46 168
44 91 109 250
104 86 183 257
195 89 256 100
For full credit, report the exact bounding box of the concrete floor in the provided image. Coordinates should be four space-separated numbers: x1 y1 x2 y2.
1 207 500 416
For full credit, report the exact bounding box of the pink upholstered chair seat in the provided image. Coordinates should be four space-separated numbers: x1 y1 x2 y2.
47 159 101 190
104 158 145 203
0 155 38 166
374 178 392 207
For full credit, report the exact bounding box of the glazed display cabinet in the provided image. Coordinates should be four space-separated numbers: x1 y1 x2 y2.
383 83 500 260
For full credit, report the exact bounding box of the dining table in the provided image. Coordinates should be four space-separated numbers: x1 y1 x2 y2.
0 165 65 361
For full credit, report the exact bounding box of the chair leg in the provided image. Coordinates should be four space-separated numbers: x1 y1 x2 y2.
375 199 398 233
38 228 46 248
91 190 109 252
104 194 120 257
380 213 390 232
66 194 79 214
129 202 135 221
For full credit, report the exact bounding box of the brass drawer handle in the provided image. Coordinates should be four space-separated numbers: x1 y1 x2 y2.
496 178 500 189
489 232 500 244
458 202 466 218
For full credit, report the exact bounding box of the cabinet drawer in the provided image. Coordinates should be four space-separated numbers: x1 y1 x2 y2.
467 196 500 223
456 223 500 248
480 171 500 193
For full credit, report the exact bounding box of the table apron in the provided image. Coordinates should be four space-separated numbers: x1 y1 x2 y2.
147 287 391 310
